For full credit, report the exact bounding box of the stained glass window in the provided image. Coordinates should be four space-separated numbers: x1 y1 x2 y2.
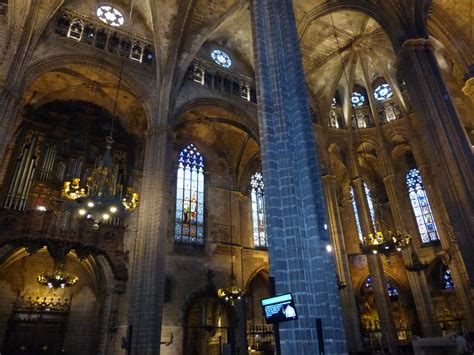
364 183 378 234
251 172 267 248
175 144 205 245
211 49 232 69
374 83 393 101
351 92 366 107
442 266 455 290
350 187 364 242
331 97 337 106
365 277 399 297
96 5 125 27
406 168 439 243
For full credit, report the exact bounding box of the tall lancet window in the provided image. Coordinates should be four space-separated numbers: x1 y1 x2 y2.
175 144 205 245
251 172 266 248
406 168 439 243
364 183 378 234
350 183 378 241
350 187 363 242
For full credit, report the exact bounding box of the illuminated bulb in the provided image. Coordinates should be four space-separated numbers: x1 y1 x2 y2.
396 247 402 252
110 206 118 213
37 206 47 212
324 223 328 230
326 244 333 253
102 213 110 220
87 201 95 208
372 250 378 254
78 209 86 216
86 214 92 219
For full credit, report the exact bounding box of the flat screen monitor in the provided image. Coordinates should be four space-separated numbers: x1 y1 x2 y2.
261 293 298 324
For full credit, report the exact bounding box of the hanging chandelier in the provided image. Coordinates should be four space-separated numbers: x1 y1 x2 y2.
61 136 139 229
61 57 138 229
218 272 246 305
360 230 411 255
37 261 78 289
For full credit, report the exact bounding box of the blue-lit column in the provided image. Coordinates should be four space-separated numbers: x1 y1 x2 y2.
250 1 347 353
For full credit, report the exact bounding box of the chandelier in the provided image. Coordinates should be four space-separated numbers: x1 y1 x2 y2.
37 261 78 289
360 230 411 255
218 272 246 305
217 175 246 305
62 136 139 229
60 55 139 229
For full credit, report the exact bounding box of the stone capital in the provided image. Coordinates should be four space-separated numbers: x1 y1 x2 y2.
401 37 434 51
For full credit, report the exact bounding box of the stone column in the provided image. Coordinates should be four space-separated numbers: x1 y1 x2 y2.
322 175 363 351
129 125 171 354
352 177 399 354
398 39 474 285
416 163 474 331
382 174 441 337
250 1 347 353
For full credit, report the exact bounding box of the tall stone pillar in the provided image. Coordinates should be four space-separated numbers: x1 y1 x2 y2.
322 175 363 351
398 39 474 285
382 174 441 337
129 125 171 354
352 177 399 354
250 1 347 353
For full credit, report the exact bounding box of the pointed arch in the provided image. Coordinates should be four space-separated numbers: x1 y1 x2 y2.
175 144 205 245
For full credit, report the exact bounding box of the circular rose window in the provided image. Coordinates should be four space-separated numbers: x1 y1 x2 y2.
211 49 232 69
96 5 125 27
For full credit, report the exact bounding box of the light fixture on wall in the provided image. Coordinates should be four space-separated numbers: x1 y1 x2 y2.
217 173 246 305
61 60 139 229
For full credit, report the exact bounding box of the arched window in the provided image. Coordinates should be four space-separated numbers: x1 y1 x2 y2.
175 144 205 245
329 110 339 128
67 19 83 41
364 276 399 298
350 183 378 242
442 266 454 290
351 92 366 107
364 183 378 234
406 168 439 243
350 187 363 242
374 83 393 101
250 172 266 248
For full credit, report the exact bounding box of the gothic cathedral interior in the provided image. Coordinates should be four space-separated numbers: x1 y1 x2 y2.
0 0 472 354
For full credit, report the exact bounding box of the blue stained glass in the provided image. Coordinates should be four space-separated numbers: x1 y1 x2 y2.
350 187 364 242
374 83 393 101
351 92 366 107
251 172 267 248
175 144 205 245
365 276 399 297
211 49 232 68
406 168 439 243
364 183 378 233
442 266 455 289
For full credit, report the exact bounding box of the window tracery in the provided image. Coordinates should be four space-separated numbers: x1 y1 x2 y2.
96 5 124 27
67 19 83 41
351 92 366 107
374 83 393 101
250 172 266 248
406 168 439 243
211 49 232 69
175 144 205 245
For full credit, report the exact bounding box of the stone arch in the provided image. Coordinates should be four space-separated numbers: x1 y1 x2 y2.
0 245 119 355
173 98 258 140
18 54 154 129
